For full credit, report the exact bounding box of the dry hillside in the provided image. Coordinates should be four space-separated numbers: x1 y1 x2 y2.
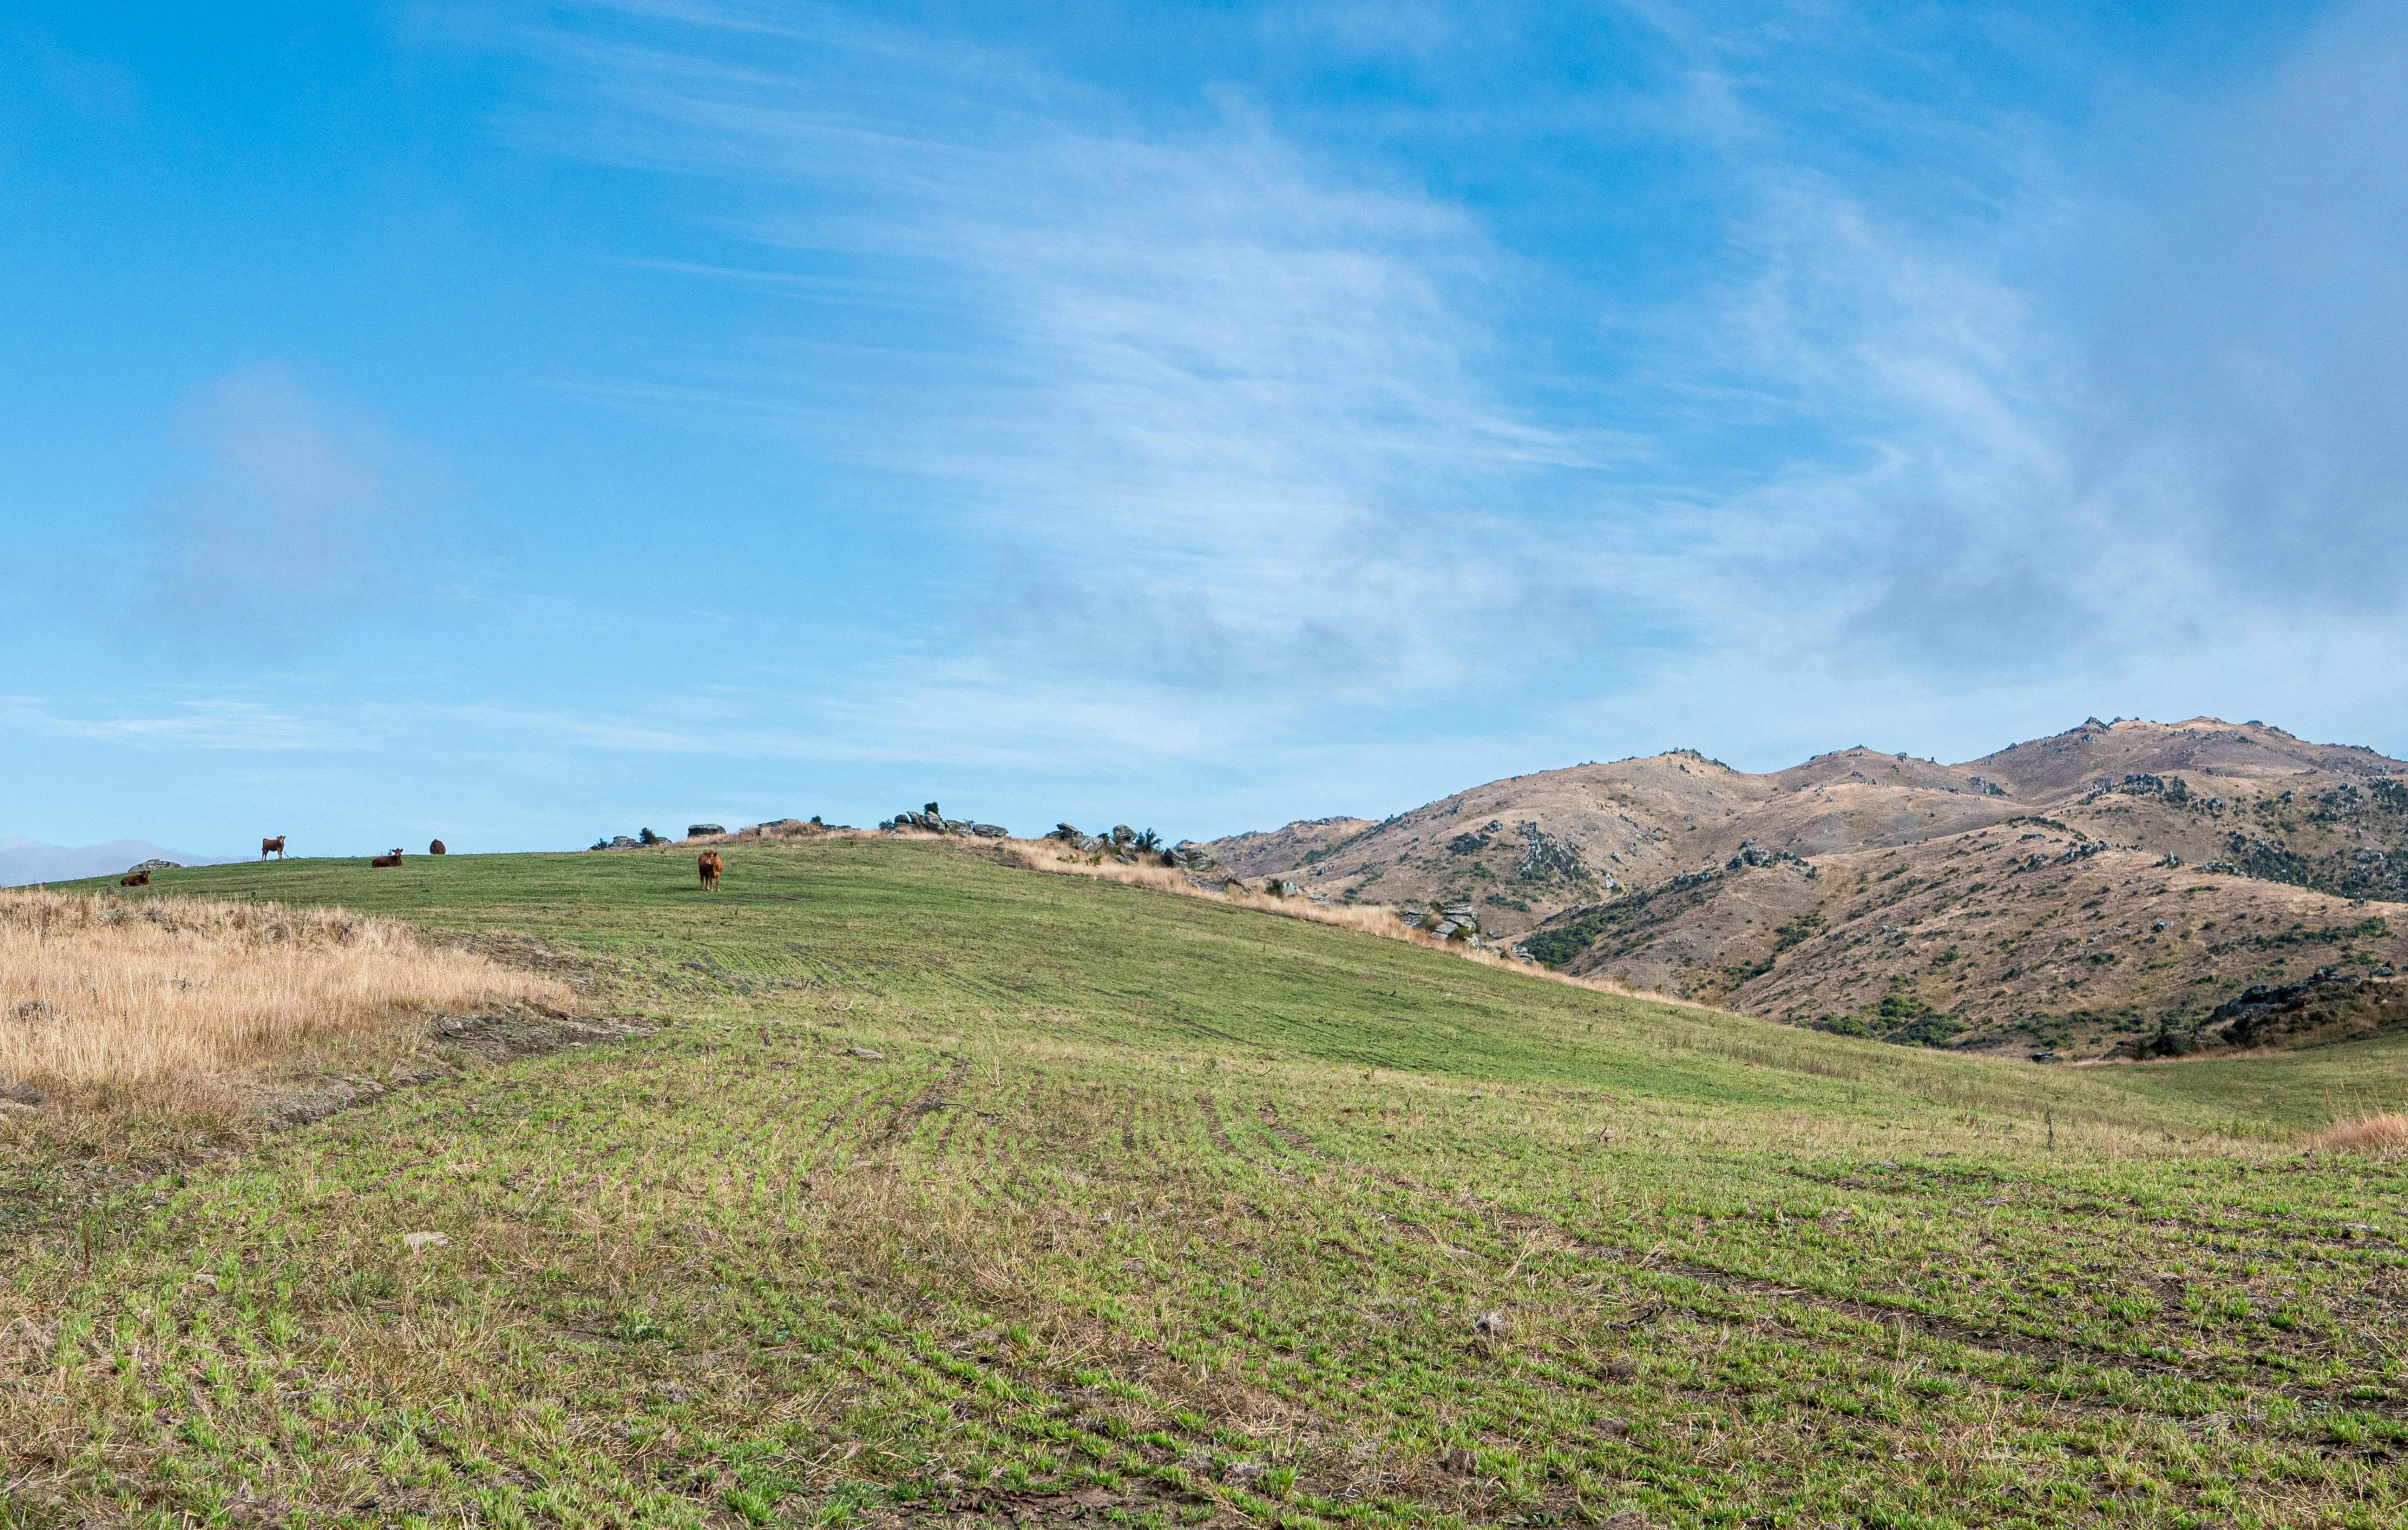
1206 718 2408 1057
1206 815 1376 878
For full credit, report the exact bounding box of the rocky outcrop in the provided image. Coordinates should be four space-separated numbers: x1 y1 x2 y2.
881 803 1008 838
2202 970 2408 1051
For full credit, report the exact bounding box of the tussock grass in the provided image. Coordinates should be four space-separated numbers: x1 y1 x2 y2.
0 889 567 1097
2312 1111 2408 1156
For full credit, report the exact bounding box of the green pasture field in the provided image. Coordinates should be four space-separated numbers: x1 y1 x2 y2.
7 839 2408 1529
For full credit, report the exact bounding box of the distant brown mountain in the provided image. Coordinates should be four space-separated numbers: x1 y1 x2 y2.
1203 718 2408 1058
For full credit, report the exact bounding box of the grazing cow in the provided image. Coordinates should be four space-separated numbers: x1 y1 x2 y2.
370 849 403 868
428 839 447 856
698 851 723 891
261 836 286 860
119 868 150 887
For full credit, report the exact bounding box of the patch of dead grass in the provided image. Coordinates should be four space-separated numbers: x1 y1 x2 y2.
2310 1112 2408 1156
0 889 570 1102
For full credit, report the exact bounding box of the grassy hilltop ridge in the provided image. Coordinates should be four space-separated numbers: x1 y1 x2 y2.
8 840 2408 1527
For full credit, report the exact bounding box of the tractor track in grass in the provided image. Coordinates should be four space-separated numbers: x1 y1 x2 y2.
1544 1230 2408 1420
878 1060 974 1147
1778 1159 2408 1255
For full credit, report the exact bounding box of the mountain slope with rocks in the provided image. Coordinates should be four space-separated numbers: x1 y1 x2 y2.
1206 718 2408 1058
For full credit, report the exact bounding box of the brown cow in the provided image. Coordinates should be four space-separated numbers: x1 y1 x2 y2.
261 836 286 860
428 839 447 856
698 851 723 891
118 868 150 887
370 849 403 868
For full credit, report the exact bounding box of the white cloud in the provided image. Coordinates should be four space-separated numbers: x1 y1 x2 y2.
137 365 438 648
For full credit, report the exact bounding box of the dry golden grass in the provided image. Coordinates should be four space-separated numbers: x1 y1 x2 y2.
2310 1111 2408 1156
0 889 569 1095
994 839 1712 1009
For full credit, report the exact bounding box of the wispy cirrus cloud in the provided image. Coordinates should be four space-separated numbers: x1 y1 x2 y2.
0 693 321 750
509 0 1655 699
482 0 2408 784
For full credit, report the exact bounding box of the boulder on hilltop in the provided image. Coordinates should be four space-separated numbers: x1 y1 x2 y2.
882 804 1008 838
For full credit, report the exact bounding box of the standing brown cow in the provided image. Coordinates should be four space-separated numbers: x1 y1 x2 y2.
698 851 723 891
119 868 150 887
428 839 447 856
261 836 286 860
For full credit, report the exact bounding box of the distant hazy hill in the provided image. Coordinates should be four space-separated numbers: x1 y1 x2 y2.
0 838 226 888
1206 718 2408 1057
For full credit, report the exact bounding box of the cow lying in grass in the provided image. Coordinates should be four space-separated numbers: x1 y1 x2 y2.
698 851 723 891
118 869 150 887
370 850 403 868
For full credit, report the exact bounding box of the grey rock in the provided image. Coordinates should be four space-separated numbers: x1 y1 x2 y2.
687 824 725 838
848 1047 885 1060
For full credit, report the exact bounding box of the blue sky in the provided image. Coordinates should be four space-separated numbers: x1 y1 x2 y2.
6 1 2406 856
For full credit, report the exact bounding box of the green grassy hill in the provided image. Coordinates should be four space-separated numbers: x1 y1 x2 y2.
9 840 2408 1527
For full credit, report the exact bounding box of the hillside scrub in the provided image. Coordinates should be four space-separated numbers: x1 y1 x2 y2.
1217 719 2408 1058
0 889 568 1101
